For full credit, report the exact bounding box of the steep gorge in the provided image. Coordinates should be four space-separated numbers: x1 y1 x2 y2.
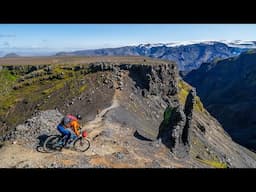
185 50 256 150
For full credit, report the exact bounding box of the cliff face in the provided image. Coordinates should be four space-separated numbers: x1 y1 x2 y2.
81 62 180 141
1 56 256 168
184 50 256 150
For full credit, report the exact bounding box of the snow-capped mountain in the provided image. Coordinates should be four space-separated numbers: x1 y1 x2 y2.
139 40 256 48
56 41 256 71
220 40 256 48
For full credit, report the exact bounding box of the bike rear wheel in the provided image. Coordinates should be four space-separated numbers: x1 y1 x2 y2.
73 137 90 152
43 135 63 152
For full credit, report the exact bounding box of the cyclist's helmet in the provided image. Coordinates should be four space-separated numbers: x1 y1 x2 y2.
76 114 82 120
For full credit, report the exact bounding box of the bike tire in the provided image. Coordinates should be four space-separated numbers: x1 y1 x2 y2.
43 135 63 153
73 137 90 152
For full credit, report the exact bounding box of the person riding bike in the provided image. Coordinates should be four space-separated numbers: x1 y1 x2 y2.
57 114 82 147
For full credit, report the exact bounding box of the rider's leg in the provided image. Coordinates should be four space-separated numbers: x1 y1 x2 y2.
66 128 77 143
57 124 71 145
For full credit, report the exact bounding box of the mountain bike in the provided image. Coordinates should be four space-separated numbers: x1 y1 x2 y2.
43 130 90 153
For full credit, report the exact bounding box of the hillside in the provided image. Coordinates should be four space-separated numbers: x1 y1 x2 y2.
185 50 256 150
55 41 256 71
3 53 20 58
0 56 256 168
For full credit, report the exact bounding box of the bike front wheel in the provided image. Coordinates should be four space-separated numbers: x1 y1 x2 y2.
73 137 90 152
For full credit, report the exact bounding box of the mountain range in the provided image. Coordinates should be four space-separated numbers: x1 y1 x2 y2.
3 53 20 58
56 40 256 71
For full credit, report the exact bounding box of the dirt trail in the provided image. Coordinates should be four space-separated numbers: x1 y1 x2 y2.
83 96 119 130
82 81 120 139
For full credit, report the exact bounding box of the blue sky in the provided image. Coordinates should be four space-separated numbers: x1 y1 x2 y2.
0 24 256 53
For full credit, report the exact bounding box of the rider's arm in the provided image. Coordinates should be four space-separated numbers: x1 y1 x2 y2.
72 121 80 136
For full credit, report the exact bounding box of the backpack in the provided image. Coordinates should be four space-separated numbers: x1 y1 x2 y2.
66 114 78 121
61 116 71 126
61 114 77 126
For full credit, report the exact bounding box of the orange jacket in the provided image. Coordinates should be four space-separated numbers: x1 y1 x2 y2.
66 120 80 136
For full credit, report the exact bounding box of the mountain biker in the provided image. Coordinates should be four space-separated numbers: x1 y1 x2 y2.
57 114 82 147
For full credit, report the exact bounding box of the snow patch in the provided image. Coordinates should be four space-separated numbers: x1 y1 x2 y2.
138 40 256 49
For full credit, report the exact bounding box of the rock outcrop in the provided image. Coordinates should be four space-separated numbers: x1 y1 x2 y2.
0 110 62 149
183 89 196 146
88 62 178 98
158 89 196 158
169 106 187 157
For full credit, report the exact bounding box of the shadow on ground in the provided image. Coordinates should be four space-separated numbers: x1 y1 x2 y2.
36 134 49 153
133 130 152 141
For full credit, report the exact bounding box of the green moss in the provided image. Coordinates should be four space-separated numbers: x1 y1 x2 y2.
0 64 90 133
196 159 227 168
0 70 17 81
195 96 204 112
52 66 65 73
163 107 173 127
0 70 17 96
213 57 223 63
191 135 227 168
41 79 67 96
246 49 256 54
0 70 19 116
0 83 43 112
157 107 175 136
79 84 87 93
178 80 205 113
0 97 15 111
178 80 190 104
0 76 61 117
42 89 51 95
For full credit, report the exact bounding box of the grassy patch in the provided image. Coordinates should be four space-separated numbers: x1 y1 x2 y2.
178 80 190 104
163 107 173 127
195 96 204 112
0 67 87 129
41 80 67 95
0 70 17 81
0 70 17 96
178 80 205 113
79 84 87 93
192 136 227 168
0 70 19 116
246 49 256 54
213 57 222 63
196 158 227 168
0 83 44 115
